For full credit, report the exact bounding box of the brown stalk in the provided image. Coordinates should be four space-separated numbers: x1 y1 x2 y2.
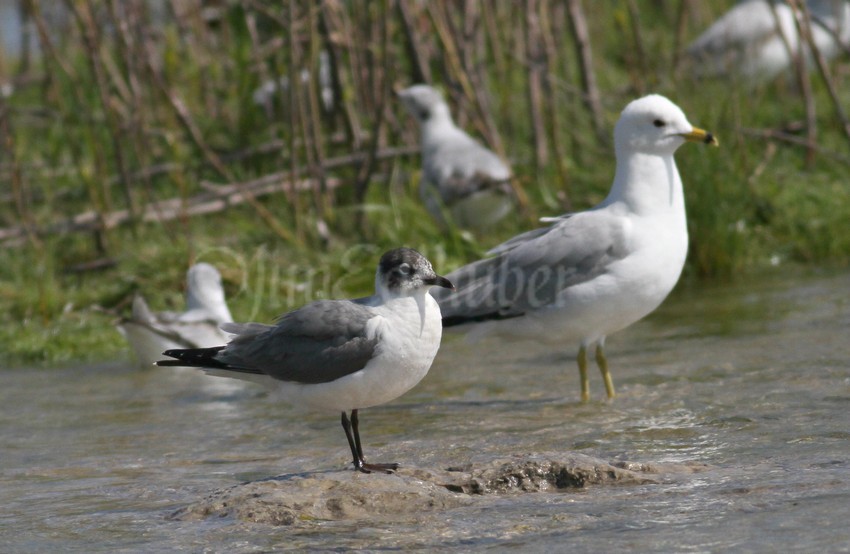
626 0 650 92
774 0 816 166
428 2 527 209
140 25 294 243
353 0 393 225
69 0 140 227
321 0 364 149
740 126 850 164
795 1 850 149
540 0 571 210
566 0 605 144
26 0 76 79
525 0 549 169
0 176 344 249
671 0 695 77
0 98 41 248
397 0 432 84
105 0 166 235
435 2 501 154
286 1 307 243
481 1 507 99
300 3 332 234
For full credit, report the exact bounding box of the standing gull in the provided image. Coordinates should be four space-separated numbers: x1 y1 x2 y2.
157 248 454 473
398 84 515 231
686 0 850 83
117 263 233 368
431 95 718 402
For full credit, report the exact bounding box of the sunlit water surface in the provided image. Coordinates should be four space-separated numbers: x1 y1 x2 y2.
2 269 849 552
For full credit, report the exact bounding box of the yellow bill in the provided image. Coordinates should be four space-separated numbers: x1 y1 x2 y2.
680 127 719 146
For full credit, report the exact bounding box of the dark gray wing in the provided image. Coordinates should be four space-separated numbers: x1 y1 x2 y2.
432 210 627 324
215 299 378 384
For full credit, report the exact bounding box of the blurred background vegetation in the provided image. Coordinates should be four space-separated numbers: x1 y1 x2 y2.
1 0 849 366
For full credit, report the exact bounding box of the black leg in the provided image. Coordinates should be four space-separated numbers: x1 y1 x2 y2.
350 409 365 461
350 409 398 474
340 411 365 472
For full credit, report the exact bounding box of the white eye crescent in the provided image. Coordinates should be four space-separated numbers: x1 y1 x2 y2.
398 263 412 275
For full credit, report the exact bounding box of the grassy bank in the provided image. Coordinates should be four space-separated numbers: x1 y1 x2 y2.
1 1 849 366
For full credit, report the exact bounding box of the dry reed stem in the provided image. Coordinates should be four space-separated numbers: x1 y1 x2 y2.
795 1 850 150
71 0 126 214
776 0 817 166
525 0 548 169
566 0 605 144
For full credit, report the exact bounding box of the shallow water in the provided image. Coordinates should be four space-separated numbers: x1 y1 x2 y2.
2 269 849 552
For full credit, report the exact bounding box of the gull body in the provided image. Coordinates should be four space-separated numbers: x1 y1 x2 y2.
432 95 718 401
117 263 233 368
687 0 850 83
398 84 514 230
157 248 453 473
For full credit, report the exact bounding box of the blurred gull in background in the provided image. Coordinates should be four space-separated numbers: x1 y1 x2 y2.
686 0 850 83
117 263 233 368
398 84 515 231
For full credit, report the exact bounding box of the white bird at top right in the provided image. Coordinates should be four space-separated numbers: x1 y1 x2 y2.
686 0 850 83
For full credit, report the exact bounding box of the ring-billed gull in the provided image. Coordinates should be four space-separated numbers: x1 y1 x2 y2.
398 84 515 231
117 262 233 368
431 95 718 402
157 248 454 473
686 0 850 83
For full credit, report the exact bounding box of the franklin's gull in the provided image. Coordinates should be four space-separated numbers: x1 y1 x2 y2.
157 248 454 473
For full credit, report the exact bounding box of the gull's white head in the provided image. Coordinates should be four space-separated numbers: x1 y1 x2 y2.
185 263 230 320
615 94 717 156
375 247 454 300
397 84 452 126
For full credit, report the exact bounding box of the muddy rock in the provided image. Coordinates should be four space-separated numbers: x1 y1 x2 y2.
169 471 471 525
170 452 706 525
441 452 660 494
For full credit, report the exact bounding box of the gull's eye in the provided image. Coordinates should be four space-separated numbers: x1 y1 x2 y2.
398 263 412 275
653 119 666 128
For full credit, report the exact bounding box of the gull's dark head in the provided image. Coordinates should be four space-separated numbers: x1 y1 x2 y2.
376 247 454 298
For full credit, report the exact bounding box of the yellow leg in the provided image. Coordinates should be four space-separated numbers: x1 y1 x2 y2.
596 343 616 399
577 344 590 402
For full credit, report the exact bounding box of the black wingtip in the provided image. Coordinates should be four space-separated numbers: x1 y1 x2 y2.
155 346 227 368
154 348 187 367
